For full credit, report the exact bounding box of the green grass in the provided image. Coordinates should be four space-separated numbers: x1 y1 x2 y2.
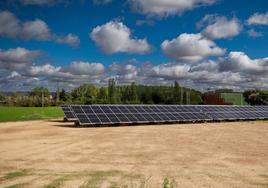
0 107 63 122
45 176 67 188
0 170 28 181
44 171 119 188
79 171 118 188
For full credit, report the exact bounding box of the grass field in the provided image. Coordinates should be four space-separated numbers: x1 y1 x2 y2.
0 107 63 122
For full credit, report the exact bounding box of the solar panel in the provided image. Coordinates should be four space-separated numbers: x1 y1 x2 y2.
65 105 268 126
60 105 76 120
195 105 268 121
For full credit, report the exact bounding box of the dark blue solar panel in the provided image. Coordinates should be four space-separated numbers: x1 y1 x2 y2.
66 105 268 126
60 105 76 119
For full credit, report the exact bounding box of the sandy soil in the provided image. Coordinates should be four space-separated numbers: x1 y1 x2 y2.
0 120 268 188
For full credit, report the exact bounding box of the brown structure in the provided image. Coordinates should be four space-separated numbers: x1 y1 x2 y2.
204 93 231 105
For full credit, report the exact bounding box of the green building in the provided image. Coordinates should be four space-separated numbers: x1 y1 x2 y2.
220 93 247 105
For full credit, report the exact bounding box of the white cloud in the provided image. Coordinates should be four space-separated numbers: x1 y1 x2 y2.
90 20 152 54
199 15 242 39
161 33 225 62
247 11 268 25
68 61 105 75
151 64 191 79
22 19 52 40
1 47 268 91
0 47 42 63
0 47 42 70
149 61 246 86
0 47 107 89
247 29 263 37
7 71 21 79
219 51 268 74
0 11 21 38
190 60 218 72
28 64 61 76
0 10 80 47
109 63 138 82
56 33 80 47
146 51 268 89
130 0 216 17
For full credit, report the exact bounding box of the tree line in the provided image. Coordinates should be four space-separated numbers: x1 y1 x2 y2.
0 80 203 106
0 79 267 106
64 79 203 105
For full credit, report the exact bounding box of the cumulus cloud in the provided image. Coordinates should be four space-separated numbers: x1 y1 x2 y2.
151 64 191 79
161 33 225 62
146 50 268 89
68 61 105 75
90 20 152 54
0 11 21 38
22 19 52 40
198 15 242 39
109 62 138 82
0 10 80 47
7 71 21 79
0 47 42 63
28 64 61 76
56 34 80 47
247 11 268 25
130 0 216 17
0 46 109 90
149 61 246 87
148 61 248 89
219 51 268 74
26 61 106 84
0 47 42 70
1 46 268 91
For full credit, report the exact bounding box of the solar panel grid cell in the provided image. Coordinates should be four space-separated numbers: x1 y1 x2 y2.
60 105 76 119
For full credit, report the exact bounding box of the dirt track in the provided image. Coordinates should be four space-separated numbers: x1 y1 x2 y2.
0 120 268 188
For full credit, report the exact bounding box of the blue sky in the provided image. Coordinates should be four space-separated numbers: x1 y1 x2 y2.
0 0 268 91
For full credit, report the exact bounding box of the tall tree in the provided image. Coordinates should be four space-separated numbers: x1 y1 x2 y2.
0 92 5 101
59 89 72 102
108 78 117 103
130 82 138 102
98 87 108 103
71 84 99 104
173 81 180 104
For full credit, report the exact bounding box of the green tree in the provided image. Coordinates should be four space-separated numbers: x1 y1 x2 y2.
173 81 181 104
130 82 138 102
98 87 108 103
71 84 99 104
59 89 72 102
29 87 50 107
108 78 117 103
59 89 66 101
243 90 268 105
0 92 6 101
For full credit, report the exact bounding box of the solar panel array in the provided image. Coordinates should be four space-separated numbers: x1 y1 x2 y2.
60 105 268 126
196 105 268 120
61 105 76 120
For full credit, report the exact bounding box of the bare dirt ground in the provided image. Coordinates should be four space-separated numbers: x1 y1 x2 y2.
0 120 268 188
